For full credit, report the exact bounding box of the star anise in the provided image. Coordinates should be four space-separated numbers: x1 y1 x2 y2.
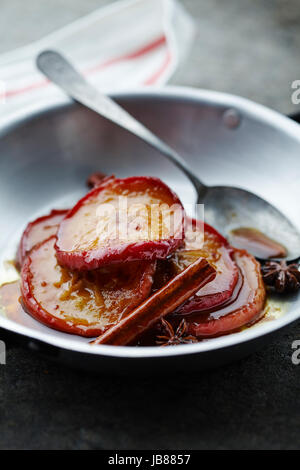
156 318 198 346
86 172 107 188
261 260 300 293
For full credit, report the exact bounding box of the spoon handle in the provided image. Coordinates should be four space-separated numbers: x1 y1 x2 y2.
36 50 207 197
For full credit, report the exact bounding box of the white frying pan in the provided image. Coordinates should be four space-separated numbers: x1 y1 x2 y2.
0 87 300 373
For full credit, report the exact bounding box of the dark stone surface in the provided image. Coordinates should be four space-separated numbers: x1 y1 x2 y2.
1 0 300 450
173 0 300 115
1 321 300 450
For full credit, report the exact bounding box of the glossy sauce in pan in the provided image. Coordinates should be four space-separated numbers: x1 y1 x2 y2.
230 227 287 259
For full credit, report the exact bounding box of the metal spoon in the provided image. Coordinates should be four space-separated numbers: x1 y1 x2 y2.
36 50 300 261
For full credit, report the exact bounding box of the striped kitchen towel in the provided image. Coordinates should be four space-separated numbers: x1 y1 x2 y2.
0 0 195 126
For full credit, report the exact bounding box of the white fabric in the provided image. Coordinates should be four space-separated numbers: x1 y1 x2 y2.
0 0 194 120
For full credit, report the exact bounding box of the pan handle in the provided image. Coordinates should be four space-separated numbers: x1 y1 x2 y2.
288 112 300 124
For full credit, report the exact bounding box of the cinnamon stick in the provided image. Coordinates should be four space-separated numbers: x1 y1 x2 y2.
91 257 216 346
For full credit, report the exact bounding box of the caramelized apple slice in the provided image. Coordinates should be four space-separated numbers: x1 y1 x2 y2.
179 250 266 337
21 236 155 337
56 176 185 270
92 257 216 346
171 219 239 313
17 209 68 266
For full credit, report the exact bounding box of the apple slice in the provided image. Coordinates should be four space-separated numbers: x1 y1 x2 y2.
171 219 239 313
21 236 155 337
179 249 266 337
17 209 68 266
55 176 185 270
92 257 216 346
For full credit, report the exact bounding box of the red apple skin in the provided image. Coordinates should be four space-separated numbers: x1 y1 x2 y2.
172 219 239 313
55 176 185 270
21 236 155 337
183 249 266 338
17 209 69 267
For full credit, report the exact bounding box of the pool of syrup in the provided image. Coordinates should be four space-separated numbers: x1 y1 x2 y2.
230 227 287 259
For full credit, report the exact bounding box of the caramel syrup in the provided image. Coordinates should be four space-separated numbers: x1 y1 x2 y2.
0 281 25 323
230 227 287 259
